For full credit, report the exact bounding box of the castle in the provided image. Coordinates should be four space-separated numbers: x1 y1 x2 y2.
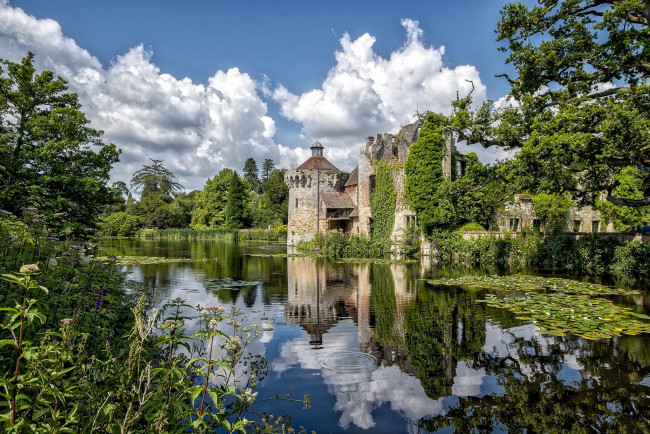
285 120 464 246
285 120 612 246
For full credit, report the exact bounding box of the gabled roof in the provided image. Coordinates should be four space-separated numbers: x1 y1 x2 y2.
297 155 339 171
321 192 355 209
344 166 358 187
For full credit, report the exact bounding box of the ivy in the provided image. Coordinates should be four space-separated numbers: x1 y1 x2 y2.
370 161 397 244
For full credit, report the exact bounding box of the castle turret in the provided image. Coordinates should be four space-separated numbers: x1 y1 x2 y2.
285 142 345 245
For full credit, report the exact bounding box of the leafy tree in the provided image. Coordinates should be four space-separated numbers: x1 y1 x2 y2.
191 168 235 229
261 159 275 185
224 171 250 229
243 157 260 193
531 193 574 231
449 0 650 208
0 53 120 235
130 158 183 199
262 169 288 224
596 167 650 231
111 181 130 200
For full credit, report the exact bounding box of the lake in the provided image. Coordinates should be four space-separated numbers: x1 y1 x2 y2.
99 239 650 433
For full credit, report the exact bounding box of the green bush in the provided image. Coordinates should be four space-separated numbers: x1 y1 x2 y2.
98 212 141 236
297 230 388 258
238 226 287 242
431 230 649 278
458 223 486 232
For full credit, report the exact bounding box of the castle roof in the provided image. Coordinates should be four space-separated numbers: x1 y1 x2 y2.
344 166 358 187
296 155 339 171
321 192 355 209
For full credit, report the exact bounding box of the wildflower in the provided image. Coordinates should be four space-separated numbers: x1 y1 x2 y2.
0 209 13 216
205 305 226 313
241 388 258 406
46 236 58 241
94 233 103 237
163 319 176 328
69 245 82 250
60 318 73 325
95 289 105 312
7 235 17 240
21 207 38 212
107 254 117 260
62 252 71 257
84 227 95 232
32 218 47 224
19 264 39 274
434 239 438 245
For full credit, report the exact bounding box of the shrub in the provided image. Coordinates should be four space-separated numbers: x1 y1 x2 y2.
98 212 141 236
458 222 486 232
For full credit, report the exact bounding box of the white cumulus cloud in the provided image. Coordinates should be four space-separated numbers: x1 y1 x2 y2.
274 18 487 168
0 1 277 191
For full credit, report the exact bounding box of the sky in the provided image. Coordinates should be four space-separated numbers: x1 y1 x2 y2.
0 0 520 192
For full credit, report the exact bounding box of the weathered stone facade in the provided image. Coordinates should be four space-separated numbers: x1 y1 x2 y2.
285 143 348 245
496 194 615 233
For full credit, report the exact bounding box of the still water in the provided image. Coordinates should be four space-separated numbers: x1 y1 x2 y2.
99 239 650 433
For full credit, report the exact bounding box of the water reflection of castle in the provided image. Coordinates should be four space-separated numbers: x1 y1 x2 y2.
285 257 418 353
284 257 488 403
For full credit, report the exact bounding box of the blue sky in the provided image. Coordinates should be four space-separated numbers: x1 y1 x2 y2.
1 0 519 191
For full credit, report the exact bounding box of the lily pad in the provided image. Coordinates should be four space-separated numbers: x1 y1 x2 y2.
96 255 187 265
480 292 650 340
427 274 639 296
203 278 259 290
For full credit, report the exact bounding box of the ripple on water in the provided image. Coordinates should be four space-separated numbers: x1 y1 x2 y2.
319 351 378 373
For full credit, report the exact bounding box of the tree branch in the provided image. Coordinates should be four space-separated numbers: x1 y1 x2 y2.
495 73 521 85
606 192 650 207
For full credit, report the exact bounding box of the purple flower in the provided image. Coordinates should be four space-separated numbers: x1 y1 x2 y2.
434 239 438 245
107 254 117 260
95 289 105 312
94 233 103 237
62 252 71 257
69 245 82 250
32 218 47 224
7 235 17 240
46 236 58 241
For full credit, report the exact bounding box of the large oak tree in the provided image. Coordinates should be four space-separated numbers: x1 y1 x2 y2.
451 0 650 207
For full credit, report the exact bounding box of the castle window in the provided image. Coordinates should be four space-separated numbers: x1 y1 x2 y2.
592 221 600 233
509 218 520 232
573 220 582 232
295 198 298 208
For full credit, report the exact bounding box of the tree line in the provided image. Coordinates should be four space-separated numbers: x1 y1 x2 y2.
100 157 288 237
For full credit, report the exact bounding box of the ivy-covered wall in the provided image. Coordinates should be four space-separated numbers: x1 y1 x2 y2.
370 160 396 245
404 113 449 234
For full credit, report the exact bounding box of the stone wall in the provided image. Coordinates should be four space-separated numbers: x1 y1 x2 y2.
285 169 344 245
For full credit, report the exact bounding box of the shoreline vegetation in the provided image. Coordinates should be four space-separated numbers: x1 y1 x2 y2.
0 213 311 432
295 229 650 280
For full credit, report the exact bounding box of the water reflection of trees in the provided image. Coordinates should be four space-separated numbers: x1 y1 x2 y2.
417 324 650 432
403 286 487 400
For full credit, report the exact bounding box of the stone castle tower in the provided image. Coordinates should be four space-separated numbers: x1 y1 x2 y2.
284 142 349 246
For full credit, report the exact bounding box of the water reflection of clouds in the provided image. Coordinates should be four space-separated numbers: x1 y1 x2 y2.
271 321 444 431
483 322 585 383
